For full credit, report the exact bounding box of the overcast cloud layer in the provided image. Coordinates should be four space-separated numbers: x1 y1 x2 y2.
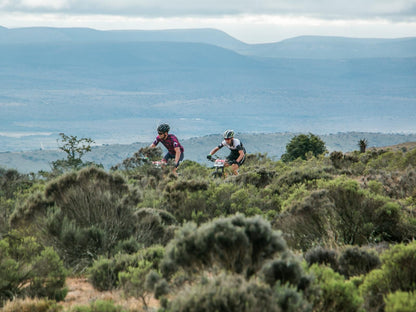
1 0 415 42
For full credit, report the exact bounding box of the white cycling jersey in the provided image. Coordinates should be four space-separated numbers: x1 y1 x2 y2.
218 138 244 151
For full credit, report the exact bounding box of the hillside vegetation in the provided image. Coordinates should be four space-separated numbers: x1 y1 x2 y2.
2 136 416 311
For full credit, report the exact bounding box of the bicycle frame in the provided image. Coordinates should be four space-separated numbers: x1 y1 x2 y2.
209 156 227 178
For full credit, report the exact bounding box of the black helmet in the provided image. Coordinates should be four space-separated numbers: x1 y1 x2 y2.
157 123 170 134
223 129 234 139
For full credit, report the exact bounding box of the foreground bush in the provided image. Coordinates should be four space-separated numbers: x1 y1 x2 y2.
0 233 67 307
161 214 287 278
275 177 410 250
160 273 279 312
384 291 416 312
10 167 141 272
308 264 363 312
360 242 416 312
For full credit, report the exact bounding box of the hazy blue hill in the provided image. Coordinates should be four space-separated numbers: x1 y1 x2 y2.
0 26 247 50
244 36 416 59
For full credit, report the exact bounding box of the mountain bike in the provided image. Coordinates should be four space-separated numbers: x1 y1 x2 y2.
208 155 227 178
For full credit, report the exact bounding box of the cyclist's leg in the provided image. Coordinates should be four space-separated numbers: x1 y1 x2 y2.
172 152 184 175
226 151 240 175
162 152 173 163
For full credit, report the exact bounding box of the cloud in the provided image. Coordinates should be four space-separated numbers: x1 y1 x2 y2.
1 0 415 21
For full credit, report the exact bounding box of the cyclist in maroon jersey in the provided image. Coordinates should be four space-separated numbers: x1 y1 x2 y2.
150 123 184 175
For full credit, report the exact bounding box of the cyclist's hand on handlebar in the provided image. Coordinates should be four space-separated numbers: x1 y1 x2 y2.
207 154 213 160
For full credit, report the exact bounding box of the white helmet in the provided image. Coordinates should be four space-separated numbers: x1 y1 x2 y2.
223 130 234 139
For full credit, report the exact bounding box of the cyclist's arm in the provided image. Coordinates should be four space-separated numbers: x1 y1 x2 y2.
150 137 159 148
209 146 220 155
174 146 181 166
236 149 245 164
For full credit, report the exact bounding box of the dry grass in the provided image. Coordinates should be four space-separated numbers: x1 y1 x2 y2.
2 277 159 312
62 277 160 311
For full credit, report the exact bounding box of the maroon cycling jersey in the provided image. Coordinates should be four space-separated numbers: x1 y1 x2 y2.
153 134 184 155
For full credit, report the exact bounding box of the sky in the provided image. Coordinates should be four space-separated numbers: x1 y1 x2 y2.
0 0 416 43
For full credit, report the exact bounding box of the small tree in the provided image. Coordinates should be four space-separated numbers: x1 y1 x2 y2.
281 133 327 162
51 133 95 171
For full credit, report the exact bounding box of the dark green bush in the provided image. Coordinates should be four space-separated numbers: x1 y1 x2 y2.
304 247 339 271
281 133 327 162
260 257 305 289
274 284 312 312
112 237 141 255
338 247 381 278
161 214 287 278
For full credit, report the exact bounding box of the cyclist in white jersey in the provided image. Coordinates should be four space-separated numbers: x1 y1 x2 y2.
207 130 246 175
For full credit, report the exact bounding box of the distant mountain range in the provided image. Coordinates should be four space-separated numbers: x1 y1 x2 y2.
1 26 415 59
1 26 415 157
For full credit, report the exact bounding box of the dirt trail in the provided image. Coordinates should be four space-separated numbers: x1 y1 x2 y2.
62 277 159 311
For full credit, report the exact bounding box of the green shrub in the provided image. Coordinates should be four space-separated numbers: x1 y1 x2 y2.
161 214 287 278
162 273 279 312
277 167 331 189
118 260 153 309
177 160 210 180
260 257 306 289
274 189 338 250
273 284 312 312
321 177 406 244
10 167 141 272
234 166 276 188
308 264 364 312
360 242 416 312
385 291 416 312
133 208 177 247
88 245 165 291
304 247 339 270
162 178 210 222
338 247 380 278
145 271 169 299
0 234 67 306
